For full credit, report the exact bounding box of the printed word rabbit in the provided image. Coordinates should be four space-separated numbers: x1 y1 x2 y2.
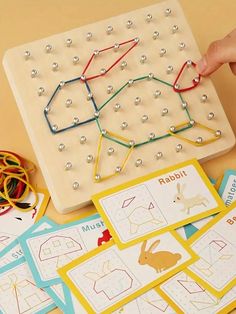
138 239 181 273
173 183 208 214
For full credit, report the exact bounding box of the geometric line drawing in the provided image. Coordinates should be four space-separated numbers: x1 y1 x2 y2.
148 202 154 210
39 235 82 261
84 260 133 300
177 278 205 294
190 289 220 311
122 197 136 208
193 233 234 278
0 273 50 314
139 295 170 312
38 235 83 268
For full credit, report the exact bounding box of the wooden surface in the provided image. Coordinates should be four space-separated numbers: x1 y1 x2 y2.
4 0 235 214
0 0 235 313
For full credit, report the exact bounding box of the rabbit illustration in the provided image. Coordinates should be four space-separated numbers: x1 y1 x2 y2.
138 239 181 273
173 183 209 214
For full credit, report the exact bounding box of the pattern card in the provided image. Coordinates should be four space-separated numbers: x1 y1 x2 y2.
185 203 236 297
0 190 50 256
58 231 197 313
19 214 107 287
0 257 55 314
157 271 236 314
70 285 175 314
218 169 236 206
0 216 57 268
44 283 73 314
92 159 224 248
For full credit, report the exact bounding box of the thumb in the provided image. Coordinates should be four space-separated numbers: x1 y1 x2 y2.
196 31 236 76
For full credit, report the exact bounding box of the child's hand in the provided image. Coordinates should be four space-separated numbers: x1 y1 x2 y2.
196 28 236 76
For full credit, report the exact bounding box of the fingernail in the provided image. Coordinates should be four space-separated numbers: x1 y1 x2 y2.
196 56 207 74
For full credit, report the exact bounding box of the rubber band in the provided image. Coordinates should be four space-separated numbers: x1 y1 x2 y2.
0 151 38 215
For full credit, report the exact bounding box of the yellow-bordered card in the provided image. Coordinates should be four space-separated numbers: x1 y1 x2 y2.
185 202 236 298
156 270 236 314
92 159 225 249
58 231 198 314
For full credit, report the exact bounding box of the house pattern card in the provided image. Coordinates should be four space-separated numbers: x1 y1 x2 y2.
58 231 197 313
92 159 225 248
20 214 107 287
0 190 50 257
0 217 57 269
186 204 236 297
0 257 55 314
158 271 236 314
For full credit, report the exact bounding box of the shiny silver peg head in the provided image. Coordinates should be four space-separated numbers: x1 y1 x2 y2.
126 20 133 29
73 56 80 64
38 87 45 96
106 25 113 35
179 42 186 50
31 69 38 78
140 55 147 64
146 14 152 22
101 129 107 135
169 126 176 132
121 122 128 130
176 144 183 152
73 117 79 125
134 97 141 105
114 43 120 52
66 99 72 108
107 85 113 94
120 60 127 70
141 115 148 123
115 166 122 173
149 132 155 140
94 111 100 118
108 147 115 156
129 140 135 147
52 124 58 132
114 103 121 112
94 49 100 56
153 31 160 40
45 44 53 53
80 136 87 144
201 94 208 103
95 174 101 182
135 159 143 167
207 112 214 120
86 155 94 163
162 108 168 116
100 68 106 75
166 65 173 74
155 152 163 160
165 8 172 16
159 48 166 57
181 101 188 109
66 38 72 47
65 161 72 170
72 182 80 190
128 79 134 87
189 120 195 126
59 81 65 88
196 137 203 144
58 143 65 152
24 51 31 60
87 92 93 101
154 90 161 98
86 32 92 41
52 62 59 71
172 25 179 33
215 130 222 137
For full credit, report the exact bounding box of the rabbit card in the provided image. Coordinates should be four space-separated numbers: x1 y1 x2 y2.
58 231 197 314
157 271 236 314
19 213 108 287
92 159 225 248
185 203 236 298
0 257 56 314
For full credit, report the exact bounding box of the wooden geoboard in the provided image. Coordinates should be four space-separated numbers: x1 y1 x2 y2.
3 0 235 213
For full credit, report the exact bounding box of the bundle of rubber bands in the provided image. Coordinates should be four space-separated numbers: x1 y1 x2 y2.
0 151 38 216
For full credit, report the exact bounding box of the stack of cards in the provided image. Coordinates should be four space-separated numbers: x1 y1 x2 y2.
1 160 236 314
57 159 235 313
